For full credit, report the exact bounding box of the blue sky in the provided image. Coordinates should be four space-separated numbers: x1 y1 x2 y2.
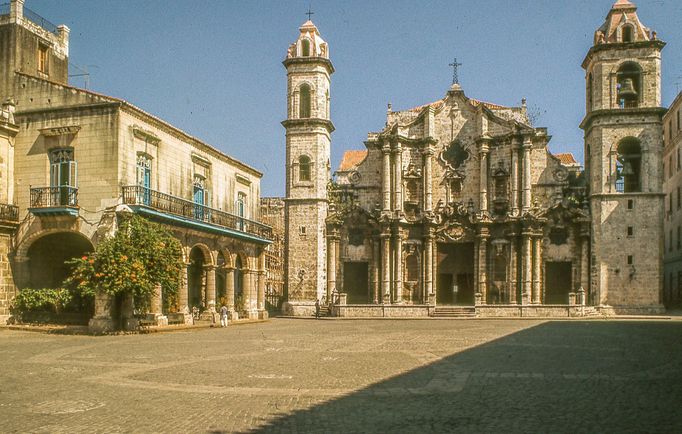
33 0 682 197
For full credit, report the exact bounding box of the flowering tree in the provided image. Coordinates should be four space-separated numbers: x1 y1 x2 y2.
65 215 183 314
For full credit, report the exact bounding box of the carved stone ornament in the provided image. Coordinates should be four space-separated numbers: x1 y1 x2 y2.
403 163 422 179
435 223 475 243
348 170 361 184
440 140 470 171
553 166 569 182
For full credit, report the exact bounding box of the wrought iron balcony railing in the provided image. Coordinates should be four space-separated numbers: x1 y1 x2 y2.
122 186 273 241
0 203 19 222
30 186 78 208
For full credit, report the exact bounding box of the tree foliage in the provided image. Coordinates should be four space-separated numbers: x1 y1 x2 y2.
64 215 183 313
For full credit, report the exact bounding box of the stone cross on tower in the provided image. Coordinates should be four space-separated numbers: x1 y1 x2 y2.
306 6 314 20
449 58 462 85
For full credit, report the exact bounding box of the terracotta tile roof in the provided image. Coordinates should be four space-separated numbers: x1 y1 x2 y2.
338 150 368 171
554 153 579 166
468 98 508 110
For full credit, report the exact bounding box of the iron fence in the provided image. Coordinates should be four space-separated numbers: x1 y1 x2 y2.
122 186 273 241
23 6 58 33
0 203 18 221
30 186 78 208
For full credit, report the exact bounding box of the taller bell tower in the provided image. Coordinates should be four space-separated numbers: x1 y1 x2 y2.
282 20 334 315
581 0 665 313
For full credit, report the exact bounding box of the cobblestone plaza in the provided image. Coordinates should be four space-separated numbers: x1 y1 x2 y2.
1 318 681 433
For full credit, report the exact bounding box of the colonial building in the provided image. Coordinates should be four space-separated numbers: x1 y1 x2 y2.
0 0 272 328
663 92 682 307
281 0 666 316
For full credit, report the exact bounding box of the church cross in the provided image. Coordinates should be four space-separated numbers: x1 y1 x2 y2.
449 58 463 85
306 6 314 21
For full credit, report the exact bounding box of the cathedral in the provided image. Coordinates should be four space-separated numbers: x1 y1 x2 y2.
281 0 666 317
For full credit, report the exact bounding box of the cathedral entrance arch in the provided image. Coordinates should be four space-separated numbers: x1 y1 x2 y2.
343 262 369 304
436 243 475 305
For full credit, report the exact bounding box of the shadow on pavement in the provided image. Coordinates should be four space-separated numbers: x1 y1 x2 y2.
250 321 682 433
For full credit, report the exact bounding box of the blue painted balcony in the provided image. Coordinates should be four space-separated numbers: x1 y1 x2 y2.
121 186 272 244
29 186 79 216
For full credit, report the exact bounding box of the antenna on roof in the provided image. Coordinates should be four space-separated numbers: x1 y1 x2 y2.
69 63 99 89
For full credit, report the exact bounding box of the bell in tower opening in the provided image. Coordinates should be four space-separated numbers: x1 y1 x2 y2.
616 62 642 108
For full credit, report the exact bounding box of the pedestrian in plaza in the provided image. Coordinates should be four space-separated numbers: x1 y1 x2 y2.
315 299 320 319
220 304 229 327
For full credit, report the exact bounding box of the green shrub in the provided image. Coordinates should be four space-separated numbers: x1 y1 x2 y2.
11 287 72 314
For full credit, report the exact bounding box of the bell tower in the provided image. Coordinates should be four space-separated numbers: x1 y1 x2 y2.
281 19 334 315
581 0 665 313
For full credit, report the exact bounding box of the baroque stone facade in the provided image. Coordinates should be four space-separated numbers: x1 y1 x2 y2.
279 0 666 316
0 1 273 327
663 92 682 307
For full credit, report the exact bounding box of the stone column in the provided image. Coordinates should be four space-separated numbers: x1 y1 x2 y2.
179 263 190 314
382 145 391 212
522 233 532 304
243 269 257 319
88 291 115 333
394 146 403 212
326 230 338 303
424 230 434 302
225 266 235 314
205 265 216 312
257 251 266 314
372 239 380 304
394 229 403 303
532 236 542 304
423 147 434 212
473 238 479 302
580 232 590 295
511 138 520 216
508 236 518 304
479 141 490 213
477 228 489 305
431 239 438 304
522 137 532 213
381 231 391 303
149 283 168 326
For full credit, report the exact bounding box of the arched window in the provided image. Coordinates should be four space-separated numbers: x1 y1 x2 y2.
617 62 642 109
299 84 311 118
622 25 634 43
301 39 311 57
299 155 311 181
616 138 642 193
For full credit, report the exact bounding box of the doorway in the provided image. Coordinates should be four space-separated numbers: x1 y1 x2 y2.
436 243 475 305
343 262 369 304
545 262 572 304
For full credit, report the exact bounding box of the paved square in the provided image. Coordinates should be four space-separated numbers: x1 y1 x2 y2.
1 319 681 433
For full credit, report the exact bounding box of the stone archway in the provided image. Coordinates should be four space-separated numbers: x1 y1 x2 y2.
26 232 94 289
188 245 212 310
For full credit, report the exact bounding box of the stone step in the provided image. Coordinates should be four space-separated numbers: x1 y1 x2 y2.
432 306 476 318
